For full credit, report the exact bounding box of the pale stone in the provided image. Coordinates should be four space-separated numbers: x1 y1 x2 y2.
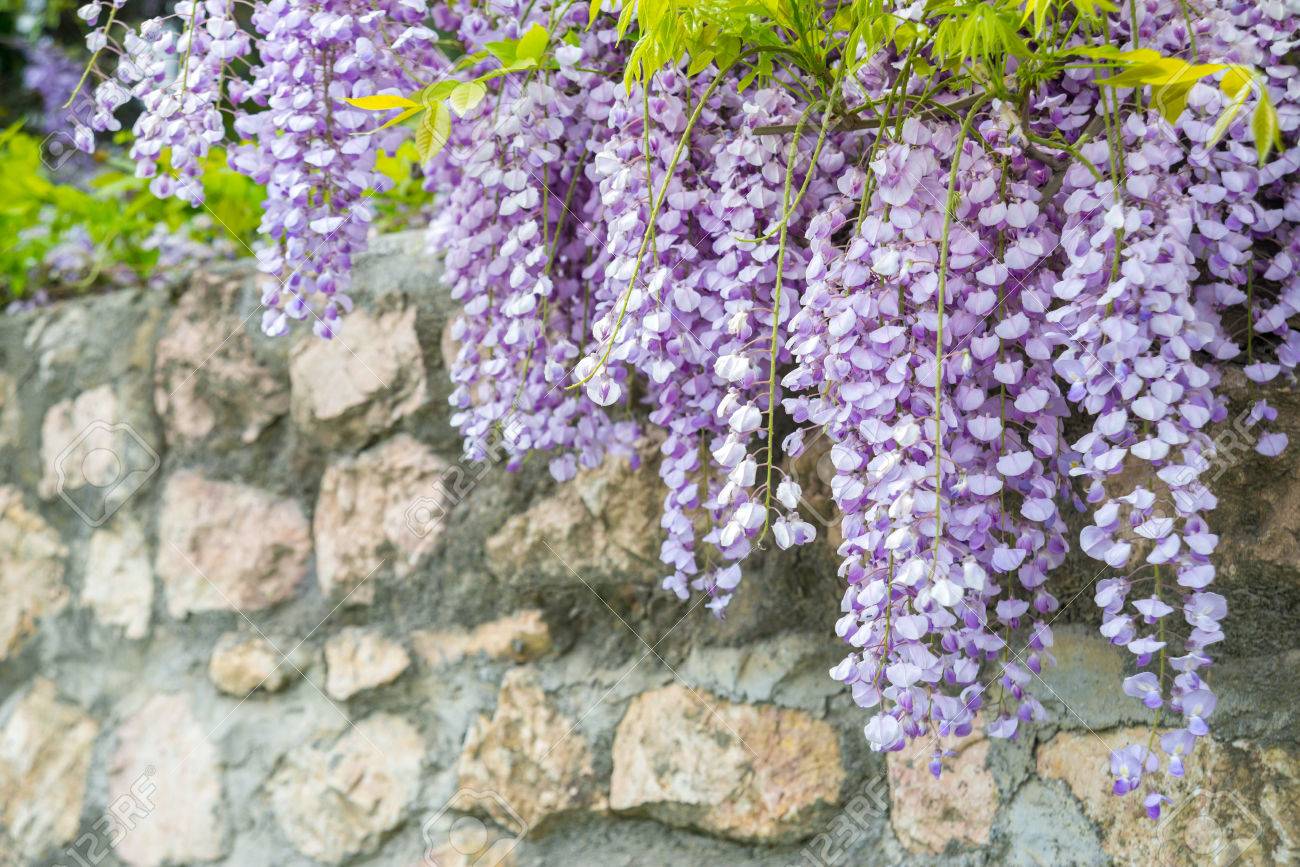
324 628 411 700
153 274 288 446
81 518 152 639
485 452 663 585
610 684 844 842
0 679 98 859
38 385 160 526
456 668 604 830
110 693 225 867
0 371 19 450
887 727 997 854
1037 728 1298 865
0 486 68 661
289 306 428 446
269 713 424 863
411 610 552 667
208 632 291 696
155 471 310 617
417 838 519 867
39 385 118 499
314 435 448 603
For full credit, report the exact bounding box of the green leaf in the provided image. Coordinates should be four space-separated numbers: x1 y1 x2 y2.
1020 0 1052 35
516 23 549 62
415 102 452 162
1220 64 1252 98
1252 95 1282 166
687 48 716 76
421 80 459 103
484 39 518 65
1206 85 1250 151
341 94 419 111
448 81 487 116
1151 82 1194 124
1070 0 1115 17
588 0 604 28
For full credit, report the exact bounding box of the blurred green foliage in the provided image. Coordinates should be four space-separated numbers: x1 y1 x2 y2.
0 124 427 305
0 124 264 302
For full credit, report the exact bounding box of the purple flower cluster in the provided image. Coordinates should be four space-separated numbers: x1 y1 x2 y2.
76 0 436 337
421 0 1300 817
73 0 1300 820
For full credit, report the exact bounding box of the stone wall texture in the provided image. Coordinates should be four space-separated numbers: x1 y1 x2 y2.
0 232 1298 866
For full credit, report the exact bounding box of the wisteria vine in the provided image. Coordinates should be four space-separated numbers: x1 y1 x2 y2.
72 0 1299 821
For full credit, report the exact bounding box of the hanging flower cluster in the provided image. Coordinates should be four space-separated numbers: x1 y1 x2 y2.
73 0 437 337
74 0 1299 821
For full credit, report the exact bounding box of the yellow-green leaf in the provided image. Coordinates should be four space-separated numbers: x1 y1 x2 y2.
422 80 459 103
1252 96 1282 166
1206 84 1250 151
687 48 716 77
1220 65 1253 98
371 105 423 132
342 94 419 111
1151 82 1194 124
516 23 549 62
484 39 517 65
1021 0 1052 35
588 0 604 27
1070 0 1115 19
448 81 486 116
415 102 451 162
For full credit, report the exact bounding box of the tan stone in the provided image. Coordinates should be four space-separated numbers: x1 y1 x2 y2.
887 727 997 854
324 628 411 700
0 679 98 859
1037 728 1298 865
110 693 225 867
0 487 68 661
154 274 289 446
289 306 428 446
81 518 152 639
610 684 843 842
485 451 663 585
314 435 448 603
456 669 604 830
269 713 424 863
208 632 291 696
155 471 310 617
412 610 552 667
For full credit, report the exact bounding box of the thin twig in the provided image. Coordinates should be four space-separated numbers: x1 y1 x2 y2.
752 93 982 136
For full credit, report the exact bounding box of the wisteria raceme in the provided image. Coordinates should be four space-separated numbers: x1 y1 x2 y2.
67 0 1300 822
76 0 438 337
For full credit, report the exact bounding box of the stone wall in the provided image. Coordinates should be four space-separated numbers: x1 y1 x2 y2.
0 232 1297 867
